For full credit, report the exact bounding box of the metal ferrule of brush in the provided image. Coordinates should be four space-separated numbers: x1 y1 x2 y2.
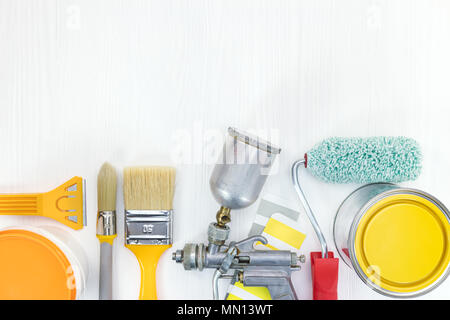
96 210 117 236
125 210 173 245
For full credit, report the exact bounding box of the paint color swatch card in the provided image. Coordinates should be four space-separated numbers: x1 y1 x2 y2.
250 194 306 252
256 212 306 251
226 281 271 300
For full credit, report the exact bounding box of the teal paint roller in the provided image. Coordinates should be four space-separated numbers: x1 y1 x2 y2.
305 137 422 184
292 136 422 300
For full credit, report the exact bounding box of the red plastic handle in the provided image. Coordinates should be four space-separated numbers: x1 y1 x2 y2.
311 252 339 300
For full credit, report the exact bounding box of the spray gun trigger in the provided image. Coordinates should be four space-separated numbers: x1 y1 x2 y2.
234 235 267 252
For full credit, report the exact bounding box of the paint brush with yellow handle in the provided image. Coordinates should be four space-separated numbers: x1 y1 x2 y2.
96 162 117 300
124 166 175 300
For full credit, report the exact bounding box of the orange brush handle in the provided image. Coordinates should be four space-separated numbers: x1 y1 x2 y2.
126 244 171 300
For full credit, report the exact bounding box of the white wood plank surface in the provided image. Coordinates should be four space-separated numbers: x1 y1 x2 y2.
0 0 449 300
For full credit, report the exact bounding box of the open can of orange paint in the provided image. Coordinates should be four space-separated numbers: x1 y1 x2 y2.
333 183 450 298
0 226 88 300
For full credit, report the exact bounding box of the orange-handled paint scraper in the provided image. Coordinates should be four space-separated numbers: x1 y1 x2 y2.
123 166 176 300
0 177 86 230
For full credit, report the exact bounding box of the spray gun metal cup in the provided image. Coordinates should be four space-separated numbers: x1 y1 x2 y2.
210 127 281 228
173 127 282 267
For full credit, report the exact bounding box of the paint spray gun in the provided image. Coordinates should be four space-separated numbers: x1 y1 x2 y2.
172 128 302 300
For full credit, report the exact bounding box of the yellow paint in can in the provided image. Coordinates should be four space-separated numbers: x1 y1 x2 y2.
355 194 450 293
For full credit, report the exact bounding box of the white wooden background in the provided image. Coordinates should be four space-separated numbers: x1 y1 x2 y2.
1 0 449 300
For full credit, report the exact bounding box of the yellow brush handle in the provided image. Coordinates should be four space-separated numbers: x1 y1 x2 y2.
126 244 171 300
97 235 117 245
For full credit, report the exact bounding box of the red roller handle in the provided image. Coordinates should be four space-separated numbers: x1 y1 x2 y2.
311 252 339 300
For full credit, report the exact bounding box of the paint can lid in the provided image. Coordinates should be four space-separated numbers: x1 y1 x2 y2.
355 193 450 293
0 229 76 299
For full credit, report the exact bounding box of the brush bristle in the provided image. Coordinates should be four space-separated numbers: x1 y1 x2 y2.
306 137 422 183
97 162 117 211
123 166 176 210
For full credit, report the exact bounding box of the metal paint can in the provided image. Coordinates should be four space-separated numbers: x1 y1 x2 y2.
333 183 450 298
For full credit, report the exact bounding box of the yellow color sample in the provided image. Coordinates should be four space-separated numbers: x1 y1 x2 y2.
0 229 76 300
264 217 306 249
355 194 450 293
227 281 272 300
